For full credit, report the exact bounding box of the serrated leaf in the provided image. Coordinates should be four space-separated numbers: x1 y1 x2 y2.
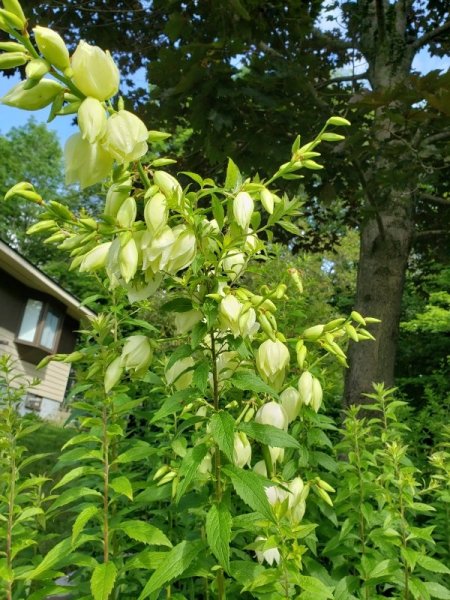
206 503 232 572
14 507 44 524
114 441 156 464
110 476 133 500
49 486 102 512
176 443 208 503
119 521 172 547
212 195 225 228
53 466 94 490
210 412 235 462
72 506 99 544
238 422 300 448
27 538 73 579
416 554 450 575
230 370 279 397
222 465 274 523
91 562 117 600
425 582 450 599
193 361 210 394
150 390 194 424
297 575 334 599
166 344 193 370
138 540 204 600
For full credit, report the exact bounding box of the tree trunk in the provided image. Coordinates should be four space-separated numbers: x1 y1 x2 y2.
344 198 414 406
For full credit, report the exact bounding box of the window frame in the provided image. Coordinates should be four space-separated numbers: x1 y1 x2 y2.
16 298 64 354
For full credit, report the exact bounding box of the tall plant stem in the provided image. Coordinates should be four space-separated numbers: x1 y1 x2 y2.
353 426 369 600
6 445 15 600
210 331 225 600
102 405 110 563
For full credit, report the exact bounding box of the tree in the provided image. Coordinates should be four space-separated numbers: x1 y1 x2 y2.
14 0 450 404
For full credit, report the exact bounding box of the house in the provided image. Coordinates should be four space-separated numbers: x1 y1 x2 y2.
0 239 94 419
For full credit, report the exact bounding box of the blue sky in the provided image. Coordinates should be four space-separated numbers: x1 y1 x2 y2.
0 49 448 146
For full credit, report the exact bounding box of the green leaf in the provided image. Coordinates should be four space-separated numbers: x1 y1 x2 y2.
238 422 300 448
176 443 208 503
72 506 99 545
91 562 117 600
206 503 232 572
119 521 172 547
212 195 225 228
222 465 275 523
191 321 208 349
210 412 235 462
297 575 334 599
138 540 204 600
416 554 450 575
193 360 210 394
161 297 193 313
14 507 44 524
366 559 397 581
231 370 279 397
27 537 73 579
166 344 193 370
150 390 195 424
109 476 133 500
225 157 242 190
52 466 94 490
49 486 102 512
424 582 450 599
114 441 156 464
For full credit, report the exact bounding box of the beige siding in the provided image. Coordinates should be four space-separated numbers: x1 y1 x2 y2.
0 326 71 403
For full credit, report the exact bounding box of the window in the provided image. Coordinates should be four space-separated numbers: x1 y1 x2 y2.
23 393 42 412
17 299 62 353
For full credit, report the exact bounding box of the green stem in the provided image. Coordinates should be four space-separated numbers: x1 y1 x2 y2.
137 161 151 190
210 331 226 600
102 405 110 563
6 442 15 600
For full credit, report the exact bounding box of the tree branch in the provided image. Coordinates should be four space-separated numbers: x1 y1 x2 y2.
412 20 450 51
419 192 450 206
422 131 450 146
316 72 369 89
414 229 449 239
375 0 386 42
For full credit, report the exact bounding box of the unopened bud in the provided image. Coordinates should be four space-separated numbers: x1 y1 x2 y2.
104 356 123 393
0 51 28 69
34 26 70 71
260 188 274 214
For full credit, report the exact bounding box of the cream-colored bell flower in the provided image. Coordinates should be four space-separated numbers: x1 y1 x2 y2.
233 191 254 230
78 97 107 144
268 446 284 464
253 460 267 477
143 226 175 273
233 432 252 468
126 272 163 303
166 226 196 273
104 179 132 217
104 356 123 393
221 249 246 281
165 356 194 390
71 40 119 100
64 132 113 188
280 386 302 423
255 401 288 431
116 196 137 228
121 335 153 374
255 536 281 566
119 237 139 283
256 339 290 391
103 110 148 164
79 241 112 273
33 26 70 71
219 294 242 337
311 377 323 412
1 79 63 110
238 306 259 338
144 192 168 234
153 171 183 207
174 309 202 335
298 371 313 406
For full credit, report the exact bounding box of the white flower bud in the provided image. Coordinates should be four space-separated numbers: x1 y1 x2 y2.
298 371 313 406
165 356 194 390
198 453 212 474
104 179 132 217
253 460 267 477
119 237 139 283
255 401 288 431
233 191 254 230
104 356 123 393
260 188 275 214
116 196 137 228
280 386 302 423
265 485 288 506
233 432 252 468
78 97 107 144
144 192 168 234
1 78 63 110
311 377 323 412
255 536 281 566
64 132 113 189
219 295 242 337
71 40 119 101
33 26 70 71
79 242 112 273
153 171 183 207
121 335 153 373
221 250 246 281
25 58 50 81
269 446 284 464
103 110 148 164
256 339 290 391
